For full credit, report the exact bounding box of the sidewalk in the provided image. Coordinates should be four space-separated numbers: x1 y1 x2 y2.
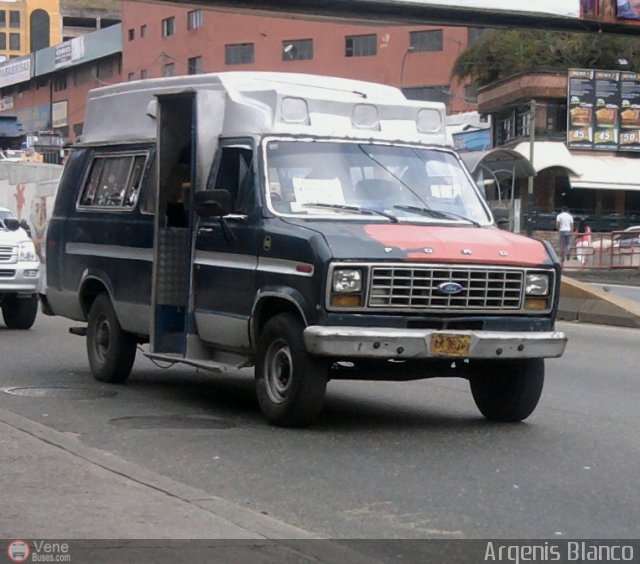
0 408 313 540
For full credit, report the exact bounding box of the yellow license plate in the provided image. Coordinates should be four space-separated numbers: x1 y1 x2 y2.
430 334 471 357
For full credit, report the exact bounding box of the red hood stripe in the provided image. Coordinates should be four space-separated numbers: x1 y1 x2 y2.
363 224 549 266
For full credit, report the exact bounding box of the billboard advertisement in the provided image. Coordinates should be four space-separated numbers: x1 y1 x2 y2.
617 0 640 20
568 68 640 152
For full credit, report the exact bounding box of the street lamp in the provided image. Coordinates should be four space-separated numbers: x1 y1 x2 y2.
400 46 414 90
526 99 536 236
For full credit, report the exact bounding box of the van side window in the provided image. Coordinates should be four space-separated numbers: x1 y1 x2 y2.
79 153 148 209
209 146 255 214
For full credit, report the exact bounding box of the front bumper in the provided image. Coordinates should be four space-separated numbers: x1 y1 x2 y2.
0 264 40 294
304 326 567 360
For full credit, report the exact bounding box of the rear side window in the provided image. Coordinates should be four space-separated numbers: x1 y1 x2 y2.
79 153 148 209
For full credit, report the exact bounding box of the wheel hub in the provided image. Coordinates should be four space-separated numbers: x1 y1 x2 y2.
265 340 293 404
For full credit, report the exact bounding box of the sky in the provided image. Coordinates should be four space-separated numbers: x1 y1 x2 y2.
397 0 580 18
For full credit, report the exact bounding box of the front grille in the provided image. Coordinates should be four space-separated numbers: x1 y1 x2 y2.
0 269 15 278
0 245 15 263
369 266 524 311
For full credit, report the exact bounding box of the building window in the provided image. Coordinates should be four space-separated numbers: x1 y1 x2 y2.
140 24 147 38
18 82 29 93
9 11 19 29
410 30 443 52
0 33 6 50
163 62 175 77
74 66 93 86
73 123 83 137
140 69 147 79
128 72 135 81
0 12 5 27
225 43 254 65
53 75 67 92
467 27 486 44
282 38 313 61
188 56 203 75
464 83 479 103
128 28 135 41
30 9 50 52
187 9 203 30
97 60 114 79
36 76 48 89
9 33 19 51
345 34 377 57
493 105 532 146
162 16 175 37
402 85 450 105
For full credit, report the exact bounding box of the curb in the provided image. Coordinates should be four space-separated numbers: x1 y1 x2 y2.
0 407 314 540
559 276 640 328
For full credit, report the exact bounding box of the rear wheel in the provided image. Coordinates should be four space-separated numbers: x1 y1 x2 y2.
469 359 544 422
87 293 137 383
255 313 327 427
1 294 38 329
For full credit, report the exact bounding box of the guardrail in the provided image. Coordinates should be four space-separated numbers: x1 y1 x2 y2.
563 231 640 270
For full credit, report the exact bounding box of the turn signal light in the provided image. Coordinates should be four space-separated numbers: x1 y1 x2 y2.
524 297 549 310
330 295 362 308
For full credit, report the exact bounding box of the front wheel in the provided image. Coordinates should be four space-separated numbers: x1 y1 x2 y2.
469 358 544 422
87 293 137 383
2 294 38 329
255 313 327 427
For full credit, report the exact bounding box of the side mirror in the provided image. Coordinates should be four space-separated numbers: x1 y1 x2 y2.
4 218 20 231
194 189 231 218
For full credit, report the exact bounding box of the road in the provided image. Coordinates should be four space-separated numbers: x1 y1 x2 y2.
1 314 639 541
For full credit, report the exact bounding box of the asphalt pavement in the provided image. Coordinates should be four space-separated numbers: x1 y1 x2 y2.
1 314 639 550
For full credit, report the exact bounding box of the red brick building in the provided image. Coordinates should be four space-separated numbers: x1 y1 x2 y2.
121 1 476 114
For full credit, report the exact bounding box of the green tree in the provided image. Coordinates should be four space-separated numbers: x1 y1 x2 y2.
452 29 640 87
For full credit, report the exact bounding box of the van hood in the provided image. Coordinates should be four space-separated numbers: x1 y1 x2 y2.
289 220 552 266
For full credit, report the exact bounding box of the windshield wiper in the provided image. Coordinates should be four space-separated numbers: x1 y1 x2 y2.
393 205 481 227
302 203 398 223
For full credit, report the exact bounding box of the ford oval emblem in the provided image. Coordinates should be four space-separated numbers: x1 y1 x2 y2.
438 282 465 295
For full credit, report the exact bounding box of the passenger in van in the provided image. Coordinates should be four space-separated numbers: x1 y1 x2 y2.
166 146 191 227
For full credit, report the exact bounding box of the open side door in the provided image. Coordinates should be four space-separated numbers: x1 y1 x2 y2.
150 92 196 355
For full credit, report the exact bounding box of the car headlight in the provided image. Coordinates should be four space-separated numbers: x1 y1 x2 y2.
332 269 362 293
525 273 550 296
18 241 38 262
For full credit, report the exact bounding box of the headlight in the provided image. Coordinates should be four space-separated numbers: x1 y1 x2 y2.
18 241 38 262
525 273 550 296
332 269 362 293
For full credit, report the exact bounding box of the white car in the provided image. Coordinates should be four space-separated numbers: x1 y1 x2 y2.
0 207 40 328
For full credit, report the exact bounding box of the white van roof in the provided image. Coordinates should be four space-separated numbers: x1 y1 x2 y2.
80 72 450 147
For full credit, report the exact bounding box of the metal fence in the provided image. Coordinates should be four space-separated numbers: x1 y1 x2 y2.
562 230 640 270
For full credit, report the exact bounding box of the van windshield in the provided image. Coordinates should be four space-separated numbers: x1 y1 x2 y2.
264 139 492 225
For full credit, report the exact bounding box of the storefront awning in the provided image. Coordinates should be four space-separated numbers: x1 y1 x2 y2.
570 154 640 191
461 148 535 180
513 141 579 176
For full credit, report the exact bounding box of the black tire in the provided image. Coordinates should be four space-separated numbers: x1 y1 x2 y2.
87 293 137 383
469 358 545 422
2 294 38 329
255 313 327 427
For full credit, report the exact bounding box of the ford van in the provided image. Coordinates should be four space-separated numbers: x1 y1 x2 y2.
44 72 567 426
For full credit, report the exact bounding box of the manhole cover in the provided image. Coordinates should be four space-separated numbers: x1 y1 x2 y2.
4 386 118 399
109 415 235 430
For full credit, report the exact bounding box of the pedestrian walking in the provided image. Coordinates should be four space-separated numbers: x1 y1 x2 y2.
574 218 592 265
556 207 574 262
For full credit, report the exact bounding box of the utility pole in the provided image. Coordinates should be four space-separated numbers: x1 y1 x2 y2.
526 99 536 236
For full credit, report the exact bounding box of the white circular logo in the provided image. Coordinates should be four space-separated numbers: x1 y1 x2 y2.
7 540 30 563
